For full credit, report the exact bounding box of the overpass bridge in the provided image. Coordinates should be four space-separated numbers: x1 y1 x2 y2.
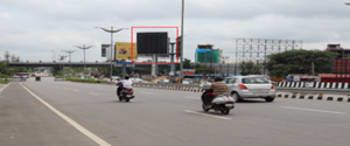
7 62 173 74
7 62 128 68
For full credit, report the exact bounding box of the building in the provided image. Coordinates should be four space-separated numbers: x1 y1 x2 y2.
325 44 350 82
195 44 222 64
326 44 350 58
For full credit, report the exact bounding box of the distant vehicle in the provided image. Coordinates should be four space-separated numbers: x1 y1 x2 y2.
286 74 320 82
224 75 276 102
15 72 29 78
35 76 41 81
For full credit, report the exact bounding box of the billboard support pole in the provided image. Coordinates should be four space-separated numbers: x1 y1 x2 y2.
170 42 176 77
110 27 114 80
155 55 159 76
151 54 156 77
122 62 126 77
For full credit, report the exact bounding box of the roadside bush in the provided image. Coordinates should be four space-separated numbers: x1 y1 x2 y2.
0 74 9 78
66 78 108 84
0 78 12 84
54 75 65 78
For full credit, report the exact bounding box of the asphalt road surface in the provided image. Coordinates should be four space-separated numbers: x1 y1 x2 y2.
1 77 349 146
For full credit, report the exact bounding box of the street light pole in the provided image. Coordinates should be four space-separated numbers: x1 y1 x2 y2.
75 45 93 75
345 3 350 83
96 26 128 80
63 50 75 63
110 27 113 79
180 0 185 80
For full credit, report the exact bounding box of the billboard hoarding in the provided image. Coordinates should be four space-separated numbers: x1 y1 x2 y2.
137 32 168 56
101 44 110 57
130 26 179 64
115 42 137 60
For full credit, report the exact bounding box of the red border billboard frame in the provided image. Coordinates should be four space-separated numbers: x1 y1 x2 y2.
131 26 179 64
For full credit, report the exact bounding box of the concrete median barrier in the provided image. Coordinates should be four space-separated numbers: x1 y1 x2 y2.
277 91 350 103
133 83 203 93
133 83 350 102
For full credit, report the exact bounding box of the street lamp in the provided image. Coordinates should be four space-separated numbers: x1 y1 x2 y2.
58 55 67 62
180 0 185 80
63 50 75 63
96 26 128 80
75 44 93 75
58 55 67 71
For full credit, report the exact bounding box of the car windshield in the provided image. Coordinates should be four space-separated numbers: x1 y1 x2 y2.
242 77 270 84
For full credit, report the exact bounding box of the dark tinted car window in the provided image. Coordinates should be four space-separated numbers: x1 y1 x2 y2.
225 78 236 84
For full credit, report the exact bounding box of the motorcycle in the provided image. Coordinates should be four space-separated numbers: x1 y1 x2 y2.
117 83 134 102
201 89 235 115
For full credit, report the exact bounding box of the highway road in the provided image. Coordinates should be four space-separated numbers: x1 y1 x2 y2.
1 77 349 146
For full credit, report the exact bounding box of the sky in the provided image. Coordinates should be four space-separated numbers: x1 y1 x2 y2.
1 0 350 62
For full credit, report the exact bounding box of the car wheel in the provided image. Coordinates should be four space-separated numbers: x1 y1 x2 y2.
231 92 241 102
265 97 275 102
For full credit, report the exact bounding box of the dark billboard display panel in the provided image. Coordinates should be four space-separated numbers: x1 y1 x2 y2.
137 32 168 56
101 44 110 57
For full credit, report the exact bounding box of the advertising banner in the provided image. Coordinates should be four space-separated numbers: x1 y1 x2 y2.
115 42 137 60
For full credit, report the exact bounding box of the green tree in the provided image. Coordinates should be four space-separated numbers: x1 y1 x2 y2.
183 58 193 69
0 62 8 75
266 50 337 77
240 61 262 75
194 63 215 74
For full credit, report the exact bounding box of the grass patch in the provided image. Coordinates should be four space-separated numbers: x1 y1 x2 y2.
0 78 13 84
55 75 65 78
66 78 109 84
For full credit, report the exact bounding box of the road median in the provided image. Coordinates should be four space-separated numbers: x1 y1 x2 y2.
66 78 110 84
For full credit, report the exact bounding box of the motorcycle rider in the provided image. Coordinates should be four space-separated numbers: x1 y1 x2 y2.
203 77 228 106
117 75 133 96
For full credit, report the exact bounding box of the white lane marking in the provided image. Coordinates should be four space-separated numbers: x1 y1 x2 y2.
20 83 111 146
0 83 11 95
184 110 232 120
280 106 347 115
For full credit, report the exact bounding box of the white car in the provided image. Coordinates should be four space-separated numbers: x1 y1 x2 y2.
224 75 276 102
